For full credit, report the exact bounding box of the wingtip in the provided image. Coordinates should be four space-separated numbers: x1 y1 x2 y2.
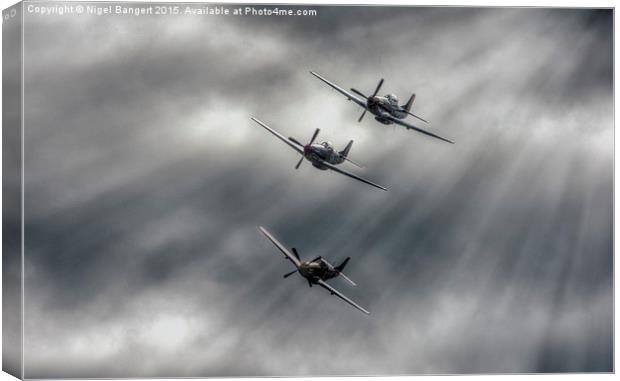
436 136 454 145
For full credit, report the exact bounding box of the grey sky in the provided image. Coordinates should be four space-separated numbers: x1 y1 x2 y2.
19 5 612 377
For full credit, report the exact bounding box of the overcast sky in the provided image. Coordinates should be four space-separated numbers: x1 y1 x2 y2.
20 5 612 377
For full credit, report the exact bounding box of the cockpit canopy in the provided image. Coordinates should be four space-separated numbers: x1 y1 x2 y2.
322 141 333 149
386 93 399 105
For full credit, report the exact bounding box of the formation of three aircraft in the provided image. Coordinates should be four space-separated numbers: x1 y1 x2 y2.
253 72 454 315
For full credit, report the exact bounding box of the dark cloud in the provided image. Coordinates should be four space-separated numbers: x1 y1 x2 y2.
19 4 612 377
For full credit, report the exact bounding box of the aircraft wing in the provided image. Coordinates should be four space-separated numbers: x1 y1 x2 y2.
258 226 302 268
310 71 367 108
387 115 454 144
317 279 370 315
321 161 387 191
251 117 304 155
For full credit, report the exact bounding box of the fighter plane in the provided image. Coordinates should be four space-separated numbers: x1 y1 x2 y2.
310 71 454 144
251 117 387 191
258 226 370 315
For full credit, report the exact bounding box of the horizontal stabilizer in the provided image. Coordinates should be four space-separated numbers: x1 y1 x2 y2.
343 156 364 169
339 272 357 287
335 257 356 286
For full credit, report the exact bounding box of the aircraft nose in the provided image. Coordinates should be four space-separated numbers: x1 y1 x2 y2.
303 145 311 155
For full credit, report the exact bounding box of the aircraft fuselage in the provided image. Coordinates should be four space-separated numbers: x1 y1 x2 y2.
303 142 344 169
366 95 407 122
298 260 339 283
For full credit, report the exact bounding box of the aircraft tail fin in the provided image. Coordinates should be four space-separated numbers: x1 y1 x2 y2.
335 257 350 272
335 257 356 286
403 93 416 112
339 140 354 158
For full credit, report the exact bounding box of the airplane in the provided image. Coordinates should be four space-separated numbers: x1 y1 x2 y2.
310 71 454 144
258 226 370 315
250 117 387 191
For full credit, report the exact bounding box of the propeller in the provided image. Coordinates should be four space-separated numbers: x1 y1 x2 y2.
371 78 384 97
288 129 320 170
281 248 300 278
352 78 384 123
358 109 367 123
350 88 367 98
295 157 304 169
291 247 301 261
309 128 320 144
283 270 297 278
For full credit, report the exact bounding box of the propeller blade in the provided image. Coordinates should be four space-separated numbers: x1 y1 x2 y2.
283 270 297 278
358 109 367 123
291 247 301 261
372 78 384 97
309 128 320 145
289 137 304 146
350 88 368 99
295 156 304 169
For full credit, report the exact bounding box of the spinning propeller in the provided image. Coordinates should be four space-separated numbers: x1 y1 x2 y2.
350 78 384 122
288 128 320 169
282 247 301 278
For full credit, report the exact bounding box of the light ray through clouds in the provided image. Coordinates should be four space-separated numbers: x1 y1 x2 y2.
20 5 611 377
